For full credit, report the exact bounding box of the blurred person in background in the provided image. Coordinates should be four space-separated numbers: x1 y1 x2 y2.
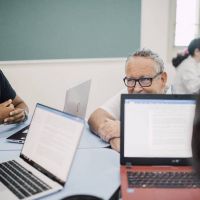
172 38 200 94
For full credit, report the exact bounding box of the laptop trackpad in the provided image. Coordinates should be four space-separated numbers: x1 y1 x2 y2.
0 182 18 200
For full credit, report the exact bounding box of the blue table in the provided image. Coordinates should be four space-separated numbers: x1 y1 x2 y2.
0 123 120 199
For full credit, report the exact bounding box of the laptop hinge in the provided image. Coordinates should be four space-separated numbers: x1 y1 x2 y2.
126 162 132 169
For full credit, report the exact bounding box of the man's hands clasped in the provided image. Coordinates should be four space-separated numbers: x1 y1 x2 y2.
0 99 26 124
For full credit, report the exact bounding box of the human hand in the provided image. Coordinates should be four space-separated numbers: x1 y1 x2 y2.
0 99 14 124
110 137 120 152
98 118 120 142
4 108 26 124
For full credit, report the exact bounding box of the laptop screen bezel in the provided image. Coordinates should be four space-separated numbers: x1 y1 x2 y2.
120 94 197 166
20 103 85 186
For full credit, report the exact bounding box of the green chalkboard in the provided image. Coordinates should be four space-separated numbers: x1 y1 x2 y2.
0 0 141 61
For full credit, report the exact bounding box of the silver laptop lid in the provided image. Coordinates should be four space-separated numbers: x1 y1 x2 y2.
20 103 84 185
63 80 91 118
120 94 196 166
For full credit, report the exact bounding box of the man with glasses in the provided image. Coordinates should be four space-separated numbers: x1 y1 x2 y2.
88 49 168 152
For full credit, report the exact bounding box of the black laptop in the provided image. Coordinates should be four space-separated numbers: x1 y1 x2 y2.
120 94 200 200
7 125 29 143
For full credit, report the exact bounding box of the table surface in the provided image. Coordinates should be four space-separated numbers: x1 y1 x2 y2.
0 122 120 200
0 121 109 151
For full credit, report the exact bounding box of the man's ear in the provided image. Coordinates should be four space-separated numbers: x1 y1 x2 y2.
160 72 167 87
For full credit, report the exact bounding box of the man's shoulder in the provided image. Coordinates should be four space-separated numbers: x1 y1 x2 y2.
0 70 5 80
111 88 127 100
107 88 127 100
120 88 128 94
0 70 4 84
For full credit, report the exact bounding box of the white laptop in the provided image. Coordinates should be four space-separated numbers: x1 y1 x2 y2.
1 103 84 199
7 80 91 143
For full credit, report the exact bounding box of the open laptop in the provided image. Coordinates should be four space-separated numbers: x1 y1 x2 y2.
0 103 84 199
120 94 200 200
63 79 91 118
7 80 91 143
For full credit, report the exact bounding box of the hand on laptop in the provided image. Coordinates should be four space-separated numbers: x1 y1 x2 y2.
98 118 120 142
0 99 14 124
4 107 27 124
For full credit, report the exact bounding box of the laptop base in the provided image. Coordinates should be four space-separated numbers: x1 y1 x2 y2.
121 166 200 200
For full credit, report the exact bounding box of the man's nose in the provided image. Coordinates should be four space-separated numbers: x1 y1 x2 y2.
132 81 143 93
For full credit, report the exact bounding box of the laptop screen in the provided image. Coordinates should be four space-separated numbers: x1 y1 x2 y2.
21 104 84 184
121 94 196 164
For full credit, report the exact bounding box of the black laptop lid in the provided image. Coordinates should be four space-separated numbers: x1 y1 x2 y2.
120 94 196 166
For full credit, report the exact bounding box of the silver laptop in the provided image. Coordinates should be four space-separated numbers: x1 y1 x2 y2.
7 80 91 143
1 103 84 199
63 79 91 118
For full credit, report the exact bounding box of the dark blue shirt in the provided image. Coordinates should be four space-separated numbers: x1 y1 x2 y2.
0 70 16 103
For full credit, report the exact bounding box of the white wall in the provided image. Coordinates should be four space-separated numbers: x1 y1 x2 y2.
141 0 176 85
0 0 176 118
1 59 125 118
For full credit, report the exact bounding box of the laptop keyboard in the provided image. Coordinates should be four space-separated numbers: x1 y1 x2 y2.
0 160 51 199
127 171 200 188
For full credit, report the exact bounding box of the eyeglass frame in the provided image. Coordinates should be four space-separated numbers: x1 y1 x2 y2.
123 71 163 88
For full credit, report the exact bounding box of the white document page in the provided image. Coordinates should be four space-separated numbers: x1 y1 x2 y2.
124 99 195 158
22 105 84 182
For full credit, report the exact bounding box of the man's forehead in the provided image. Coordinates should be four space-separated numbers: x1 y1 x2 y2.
126 56 157 73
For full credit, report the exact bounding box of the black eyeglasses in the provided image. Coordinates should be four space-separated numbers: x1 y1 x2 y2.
123 71 163 88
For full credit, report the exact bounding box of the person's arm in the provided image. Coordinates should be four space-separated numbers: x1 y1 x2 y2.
88 108 120 142
88 89 123 148
4 95 29 124
88 108 115 134
12 95 28 111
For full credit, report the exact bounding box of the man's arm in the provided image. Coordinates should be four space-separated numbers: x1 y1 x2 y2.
88 108 115 134
12 95 28 111
88 108 120 142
